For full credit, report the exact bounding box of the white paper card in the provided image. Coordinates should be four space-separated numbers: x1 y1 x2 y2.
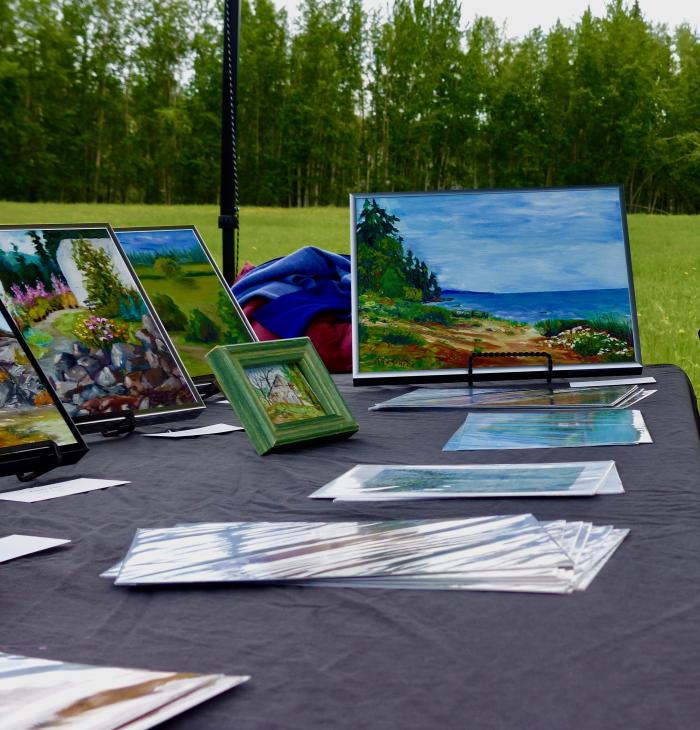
0 478 129 503
569 376 656 388
0 535 70 563
142 423 243 438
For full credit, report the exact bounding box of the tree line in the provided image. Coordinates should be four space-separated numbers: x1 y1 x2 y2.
1 0 700 212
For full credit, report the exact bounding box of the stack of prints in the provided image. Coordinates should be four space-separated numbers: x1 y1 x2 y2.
371 384 655 410
104 517 628 595
0 652 248 730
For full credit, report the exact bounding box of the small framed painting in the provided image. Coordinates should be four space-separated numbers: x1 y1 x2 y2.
207 337 358 455
351 185 642 384
114 226 256 390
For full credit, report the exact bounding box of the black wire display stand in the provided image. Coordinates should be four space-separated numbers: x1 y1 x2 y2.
77 411 136 438
0 440 63 483
98 411 137 438
466 351 553 387
195 380 222 400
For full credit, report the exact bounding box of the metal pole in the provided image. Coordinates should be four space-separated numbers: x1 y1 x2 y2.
219 0 241 285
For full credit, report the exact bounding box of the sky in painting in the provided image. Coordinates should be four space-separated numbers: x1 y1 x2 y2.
116 228 199 255
0 230 43 257
360 187 630 293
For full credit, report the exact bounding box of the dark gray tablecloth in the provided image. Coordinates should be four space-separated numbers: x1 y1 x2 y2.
1 365 699 730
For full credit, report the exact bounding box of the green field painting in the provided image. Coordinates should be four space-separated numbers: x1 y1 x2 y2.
115 228 254 378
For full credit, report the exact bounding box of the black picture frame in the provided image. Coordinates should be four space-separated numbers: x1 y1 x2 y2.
0 299 87 481
0 224 205 434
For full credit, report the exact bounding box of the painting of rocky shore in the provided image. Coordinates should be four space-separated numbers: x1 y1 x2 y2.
0 315 78 448
352 187 639 378
0 226 201 420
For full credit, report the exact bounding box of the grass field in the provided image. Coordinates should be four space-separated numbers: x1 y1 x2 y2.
0 201 697 395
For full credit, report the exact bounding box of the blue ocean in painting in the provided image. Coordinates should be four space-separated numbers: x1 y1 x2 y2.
438 287 631 325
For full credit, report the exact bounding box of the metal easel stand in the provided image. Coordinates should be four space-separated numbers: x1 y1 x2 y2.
466 351 553 388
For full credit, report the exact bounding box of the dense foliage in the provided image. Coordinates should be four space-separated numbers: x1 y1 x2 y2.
356 199 440 301
2 0 700 211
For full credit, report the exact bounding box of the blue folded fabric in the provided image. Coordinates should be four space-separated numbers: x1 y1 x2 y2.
233 246 351 305
252 281 351 338
232 246 351 337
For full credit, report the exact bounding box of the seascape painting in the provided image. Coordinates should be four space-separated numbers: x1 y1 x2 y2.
443 409 652 451
244 363 325 424
115 227 255 378
353 186 639 377
0 226 201 421
0 312 78 447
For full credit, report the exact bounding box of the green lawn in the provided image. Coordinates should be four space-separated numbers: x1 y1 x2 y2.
0 202 348 266
0 202 697 394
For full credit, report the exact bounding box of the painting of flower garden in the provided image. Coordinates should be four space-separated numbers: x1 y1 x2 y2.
353 187 640 377
115 227 255 378
0 311 78 447
0 226 200 420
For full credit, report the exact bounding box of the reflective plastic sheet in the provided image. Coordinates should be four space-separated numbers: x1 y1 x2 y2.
370 385 637 410
0 652 249 730
114 516 573 586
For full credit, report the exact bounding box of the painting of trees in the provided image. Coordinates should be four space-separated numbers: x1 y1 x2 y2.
356 199 441 301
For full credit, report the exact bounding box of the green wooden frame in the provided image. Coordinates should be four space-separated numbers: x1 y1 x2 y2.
206 337 358 455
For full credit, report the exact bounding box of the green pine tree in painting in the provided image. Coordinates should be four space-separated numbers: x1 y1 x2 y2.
356 199 440 302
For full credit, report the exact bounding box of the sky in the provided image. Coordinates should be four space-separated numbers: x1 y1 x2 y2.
274 0 700 36
116 229 200 255
357 187 630 292
0 230 38 257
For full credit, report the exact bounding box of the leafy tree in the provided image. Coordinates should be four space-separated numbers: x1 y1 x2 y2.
152 292 187 330
153 257 182 278
217 289 251 342
71 236 131 317
185 308 221 342
1 0 700 212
